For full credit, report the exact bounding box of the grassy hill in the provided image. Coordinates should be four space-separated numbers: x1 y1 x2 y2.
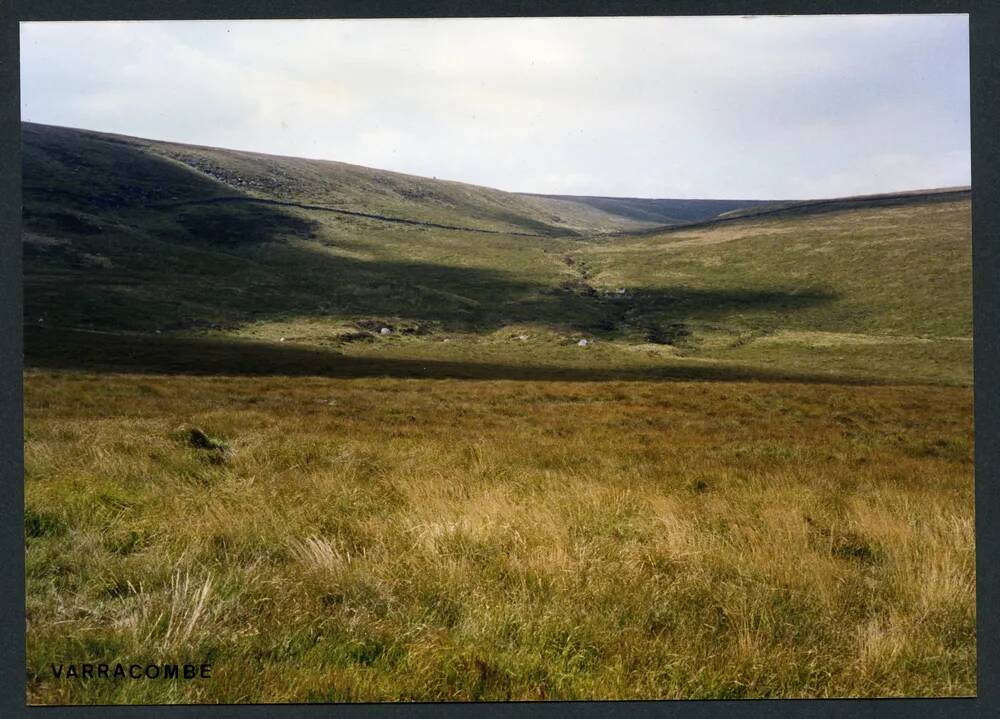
23 123 672 237
22 123 972 385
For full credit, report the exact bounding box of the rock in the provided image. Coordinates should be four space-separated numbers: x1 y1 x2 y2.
380 327 392 335
187 427 227 452
578 339 590 347
279 337 286 342
517 334 529 341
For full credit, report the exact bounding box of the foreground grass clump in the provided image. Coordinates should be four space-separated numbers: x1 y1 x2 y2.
24 371 974 703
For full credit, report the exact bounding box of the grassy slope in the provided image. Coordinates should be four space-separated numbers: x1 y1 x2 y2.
573 199 972 384
22 124 972 385
23 123 668 236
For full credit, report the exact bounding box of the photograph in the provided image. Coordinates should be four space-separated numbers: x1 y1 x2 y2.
18 14 974 703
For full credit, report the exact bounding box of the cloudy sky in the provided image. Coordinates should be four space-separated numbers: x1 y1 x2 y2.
20 15 969 200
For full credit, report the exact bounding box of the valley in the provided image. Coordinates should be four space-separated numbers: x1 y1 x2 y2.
21 123 975 702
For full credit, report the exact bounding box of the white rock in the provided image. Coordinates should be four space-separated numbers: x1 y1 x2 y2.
578 339 589 347
380 327 392 335
279 337 286 342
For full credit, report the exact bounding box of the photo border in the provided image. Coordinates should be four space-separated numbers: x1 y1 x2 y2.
2 2 995 718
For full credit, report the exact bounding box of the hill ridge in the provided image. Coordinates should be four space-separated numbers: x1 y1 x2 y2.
21 123 773 233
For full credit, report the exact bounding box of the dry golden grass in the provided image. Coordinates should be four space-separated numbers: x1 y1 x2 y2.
24 370 974 703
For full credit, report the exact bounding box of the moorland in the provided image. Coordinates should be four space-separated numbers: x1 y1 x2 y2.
22 123 974 702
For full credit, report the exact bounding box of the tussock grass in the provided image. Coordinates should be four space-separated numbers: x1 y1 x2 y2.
25 371 974 702
117 570 216 653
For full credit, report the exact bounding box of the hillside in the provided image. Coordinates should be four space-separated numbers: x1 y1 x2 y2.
23 123 682 237
630 187 972 233
520 193 780 225
21 123 972 385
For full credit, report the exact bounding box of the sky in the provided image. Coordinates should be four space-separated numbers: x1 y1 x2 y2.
20 15 970 200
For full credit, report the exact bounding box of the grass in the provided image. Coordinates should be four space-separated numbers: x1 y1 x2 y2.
24 372 974 702
22 124 972 386
580 200 972 338
21 123 975 702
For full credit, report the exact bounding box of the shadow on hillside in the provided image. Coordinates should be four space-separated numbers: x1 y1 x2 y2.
24 153 834 366
24 325 885 385
24 197 838 337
